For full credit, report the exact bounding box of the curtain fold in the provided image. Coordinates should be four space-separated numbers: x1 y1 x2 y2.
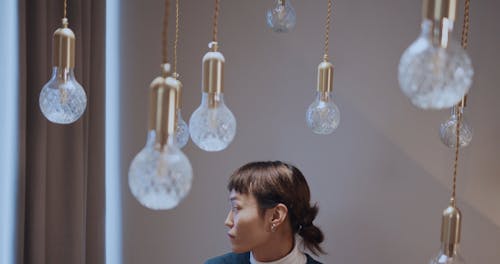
19 1 105 263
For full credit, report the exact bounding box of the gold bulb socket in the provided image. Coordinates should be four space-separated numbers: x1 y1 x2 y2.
148 64 180 148
53 18 75 69
317 60 334 93
202 43 225 95
440 203 462 257
422 0 457 48
422 0 457 22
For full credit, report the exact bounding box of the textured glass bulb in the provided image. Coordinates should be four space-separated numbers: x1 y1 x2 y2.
266 0 296 33
398 21 473 109
175 110 189 148
189 93 236 152
306 91 340 135
440 106 472 148
39 67 87 124
430 247 466 264
128 131 193 210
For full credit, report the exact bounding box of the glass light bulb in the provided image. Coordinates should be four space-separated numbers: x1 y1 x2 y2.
398 20 473 109
306 91 340 135
175 110 189 149
39 67 87 124
430 247 466 264
128 131 193 210
189 93 236 152
266 0 296 33
439 106 472 148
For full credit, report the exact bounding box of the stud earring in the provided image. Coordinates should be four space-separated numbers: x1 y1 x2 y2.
271 224 276 232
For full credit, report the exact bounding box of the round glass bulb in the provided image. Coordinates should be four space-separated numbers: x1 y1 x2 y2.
128 131 193 210
175 109 189 149
439 106 472 148
430 248 466 264
306 91 340 135
398 21 473 109
189 93 236 152
39 67 87 124
266 0 296 33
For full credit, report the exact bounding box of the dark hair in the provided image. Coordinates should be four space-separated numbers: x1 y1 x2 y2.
228 161 325 255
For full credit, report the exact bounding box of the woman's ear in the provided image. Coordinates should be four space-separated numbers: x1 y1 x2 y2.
269 203 288 230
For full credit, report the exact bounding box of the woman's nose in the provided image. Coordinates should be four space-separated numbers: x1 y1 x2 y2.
224 210 233 228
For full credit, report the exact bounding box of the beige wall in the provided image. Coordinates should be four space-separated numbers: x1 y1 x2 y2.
120 0 500 263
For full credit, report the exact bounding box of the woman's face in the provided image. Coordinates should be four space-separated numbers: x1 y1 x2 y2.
225 189 271 253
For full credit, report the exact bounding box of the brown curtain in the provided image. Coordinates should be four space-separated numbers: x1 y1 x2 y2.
18 0 105 263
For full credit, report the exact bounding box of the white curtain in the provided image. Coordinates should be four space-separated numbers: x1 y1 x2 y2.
0 0 20 264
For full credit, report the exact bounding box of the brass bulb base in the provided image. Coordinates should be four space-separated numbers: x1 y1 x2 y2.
53 18 75 69
422 0 457 48
148 63 180 148
202 42 225 94
439 202 462 257
317 60 334 93
423 0 457 23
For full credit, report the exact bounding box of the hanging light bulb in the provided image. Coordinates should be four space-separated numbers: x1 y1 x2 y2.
306 60 340 134
189 1 236 152
128 64 193 210
129 0 192 210
189 42 236 151
266 0 296 33
440 98 472 148
398 0 473 109
172 73 189 148
429 202 466 264
306 0 339 135
39 17 87 124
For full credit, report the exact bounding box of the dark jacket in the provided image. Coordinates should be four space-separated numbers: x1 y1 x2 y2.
204 252 322 264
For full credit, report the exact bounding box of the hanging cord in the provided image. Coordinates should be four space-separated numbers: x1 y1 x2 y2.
212 0 220 43
173 0 180 75
323 0 332 61
162 0 170 64
63 0 68 19
451 107 462 206
451 0 471 206
460 0 470 49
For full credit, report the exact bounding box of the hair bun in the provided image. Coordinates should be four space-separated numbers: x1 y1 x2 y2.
297 204 324 254
298 222 324 254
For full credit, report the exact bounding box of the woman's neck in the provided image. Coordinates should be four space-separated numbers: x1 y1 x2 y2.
251 230 295 262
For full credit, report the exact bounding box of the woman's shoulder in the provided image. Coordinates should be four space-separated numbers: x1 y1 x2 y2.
204 252 250 264
305 253 323 264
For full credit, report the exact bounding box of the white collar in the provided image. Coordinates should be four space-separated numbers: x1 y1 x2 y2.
249 241 307 264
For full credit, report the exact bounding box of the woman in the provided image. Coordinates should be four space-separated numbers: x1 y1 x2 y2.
205 161 324 264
